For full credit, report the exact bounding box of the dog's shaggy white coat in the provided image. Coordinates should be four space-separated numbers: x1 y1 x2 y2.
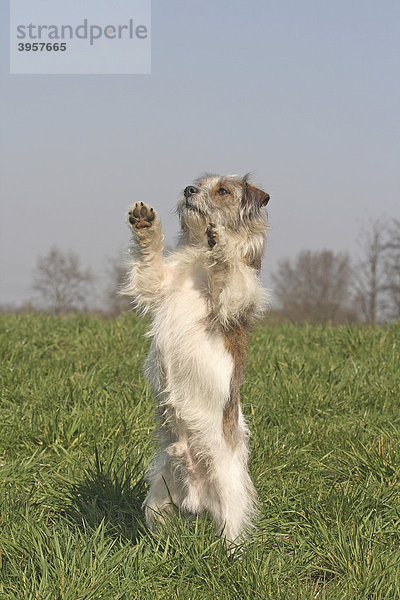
123 174 269 543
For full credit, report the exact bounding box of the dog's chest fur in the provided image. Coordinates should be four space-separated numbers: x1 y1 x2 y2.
145 250 235 429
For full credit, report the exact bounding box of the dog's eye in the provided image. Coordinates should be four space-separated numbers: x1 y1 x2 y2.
217 187 229 196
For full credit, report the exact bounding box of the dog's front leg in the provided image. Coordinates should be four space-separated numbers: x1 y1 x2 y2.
205 223 259 327
206 223 233 319
125 202 165 313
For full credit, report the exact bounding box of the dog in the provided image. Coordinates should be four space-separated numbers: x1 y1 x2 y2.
123 173 270 543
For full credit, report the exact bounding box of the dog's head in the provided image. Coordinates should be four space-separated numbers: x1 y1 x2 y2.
177 174 270 237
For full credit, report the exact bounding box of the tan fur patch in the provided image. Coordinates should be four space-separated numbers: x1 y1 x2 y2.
211 181 238 208
223 325 248 447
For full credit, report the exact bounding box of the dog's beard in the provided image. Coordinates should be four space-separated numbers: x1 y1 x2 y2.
179 202 249 238
183 199 208 218
178 197 210 235
180 211 206 234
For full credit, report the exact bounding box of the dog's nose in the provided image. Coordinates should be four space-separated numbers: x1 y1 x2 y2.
184 186 199 198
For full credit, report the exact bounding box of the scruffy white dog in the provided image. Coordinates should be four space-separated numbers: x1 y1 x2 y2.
123 174 270 543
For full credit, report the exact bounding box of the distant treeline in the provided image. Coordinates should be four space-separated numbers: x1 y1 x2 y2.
2 219 399 324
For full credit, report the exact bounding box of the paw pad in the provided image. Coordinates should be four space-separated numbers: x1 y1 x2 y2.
129 202 156 229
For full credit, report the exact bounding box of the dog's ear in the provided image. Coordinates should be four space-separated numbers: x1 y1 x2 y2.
241 174 270 211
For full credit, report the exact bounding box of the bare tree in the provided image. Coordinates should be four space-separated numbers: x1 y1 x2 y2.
33 246 93 314
383 219 400 320
272 249 356 323
103 243 175 316
352 221 386 324
104 255 131 316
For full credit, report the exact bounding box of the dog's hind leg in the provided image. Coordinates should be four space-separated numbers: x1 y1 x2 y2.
205 452 258 544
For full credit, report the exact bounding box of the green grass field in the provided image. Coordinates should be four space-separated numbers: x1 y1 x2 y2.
1 314 399 599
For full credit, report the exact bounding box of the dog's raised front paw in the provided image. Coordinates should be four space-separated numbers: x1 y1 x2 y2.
128 202 156 230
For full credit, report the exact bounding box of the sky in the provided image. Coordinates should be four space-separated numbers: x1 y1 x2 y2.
1 0 399 308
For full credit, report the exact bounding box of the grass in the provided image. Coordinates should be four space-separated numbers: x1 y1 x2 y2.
0 313 399 599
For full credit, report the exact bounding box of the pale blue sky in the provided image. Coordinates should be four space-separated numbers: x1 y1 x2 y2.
1 0 399 307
